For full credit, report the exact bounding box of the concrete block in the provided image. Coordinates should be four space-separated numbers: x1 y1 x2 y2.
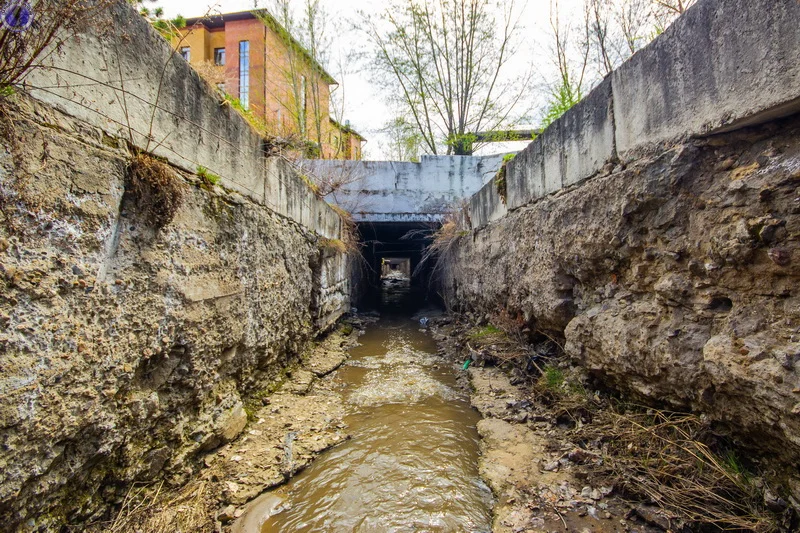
539 125 563 196
469 179 508 230
505 137 544 210
613 0 800 158
560 76 615 187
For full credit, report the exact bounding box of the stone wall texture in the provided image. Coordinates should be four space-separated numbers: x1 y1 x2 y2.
0 91 349 531
444 0 800 502
445 114 800 497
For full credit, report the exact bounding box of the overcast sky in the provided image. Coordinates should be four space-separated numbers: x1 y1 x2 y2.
158 0 571 159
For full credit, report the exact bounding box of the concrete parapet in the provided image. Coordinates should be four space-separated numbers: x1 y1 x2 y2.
468 179 508 230
304 154 505 223
471 0 800 229
613 0 800 158
24 0 341 239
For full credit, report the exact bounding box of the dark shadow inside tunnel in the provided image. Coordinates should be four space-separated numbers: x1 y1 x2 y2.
353 221 442 313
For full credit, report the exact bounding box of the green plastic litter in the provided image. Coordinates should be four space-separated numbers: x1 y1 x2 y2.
462 359 472 370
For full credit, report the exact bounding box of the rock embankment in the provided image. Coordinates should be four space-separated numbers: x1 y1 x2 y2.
443 115 800 497
0 96 351 531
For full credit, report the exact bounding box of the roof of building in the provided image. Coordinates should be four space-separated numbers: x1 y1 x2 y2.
183 10 337 85
330 118 366 141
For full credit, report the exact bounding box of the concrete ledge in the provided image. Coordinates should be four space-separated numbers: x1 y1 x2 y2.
505 138 544 210
469 179 507 230
560 76 616 187
470 0 800 227
613 0 800 158
24 0 341 239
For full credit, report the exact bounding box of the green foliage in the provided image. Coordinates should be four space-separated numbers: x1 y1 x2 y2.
541 365 565 390
196 166 220 189
381 116 424 162
131 1 185 39
541 79 582 130
446 132 477 156
469 324 503 339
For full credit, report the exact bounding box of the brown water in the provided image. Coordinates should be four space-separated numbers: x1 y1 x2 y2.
255 292 493 532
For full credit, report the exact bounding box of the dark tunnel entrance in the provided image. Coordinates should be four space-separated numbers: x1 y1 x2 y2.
355 221 441 311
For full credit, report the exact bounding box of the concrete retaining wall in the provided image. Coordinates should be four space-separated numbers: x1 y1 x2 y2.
469 0 800 230
24 0 341 240
303 154 506 222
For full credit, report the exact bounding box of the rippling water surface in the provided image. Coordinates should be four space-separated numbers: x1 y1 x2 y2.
258 284 493 532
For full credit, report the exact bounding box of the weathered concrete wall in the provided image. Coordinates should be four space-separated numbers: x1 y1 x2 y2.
469 0 800 229
445 114 800 495
444 0 800 500
303 154 506 222
24 0 341 240
0 94 351 530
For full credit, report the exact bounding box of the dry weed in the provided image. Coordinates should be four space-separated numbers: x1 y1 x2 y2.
86 479 214 533
578 407 781 532
126 152 184 229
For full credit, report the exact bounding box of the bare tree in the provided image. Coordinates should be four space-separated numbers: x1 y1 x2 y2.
257 0 334 157
361 0 531 156
542 0 696 128
614 0 652 54
381 115 424 162
541 0 589 128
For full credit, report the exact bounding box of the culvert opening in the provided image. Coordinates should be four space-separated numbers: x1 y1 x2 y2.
355 221 442 313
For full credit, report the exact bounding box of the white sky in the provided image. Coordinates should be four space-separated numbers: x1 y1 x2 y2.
158 0 574 159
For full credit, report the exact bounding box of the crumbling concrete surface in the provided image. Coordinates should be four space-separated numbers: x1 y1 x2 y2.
0 96 350 530
444 115 800 498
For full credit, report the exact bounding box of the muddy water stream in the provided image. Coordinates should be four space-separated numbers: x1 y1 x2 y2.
246 282 493 532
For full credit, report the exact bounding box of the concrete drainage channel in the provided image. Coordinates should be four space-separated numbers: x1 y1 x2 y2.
231 279 493 532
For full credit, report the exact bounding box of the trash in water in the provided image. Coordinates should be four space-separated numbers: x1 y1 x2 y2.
419 317 429 327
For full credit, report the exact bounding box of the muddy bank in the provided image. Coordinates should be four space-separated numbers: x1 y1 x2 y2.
89 319 373 532
432 318 792 532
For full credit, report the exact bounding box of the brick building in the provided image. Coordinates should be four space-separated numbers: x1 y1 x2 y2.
175 10 364 160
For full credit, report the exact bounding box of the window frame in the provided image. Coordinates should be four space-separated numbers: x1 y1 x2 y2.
238 41 250 110
214 47 225 66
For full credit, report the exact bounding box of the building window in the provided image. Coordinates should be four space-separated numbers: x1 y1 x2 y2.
239 41 250 110
179 47 190 61
214 48 225 66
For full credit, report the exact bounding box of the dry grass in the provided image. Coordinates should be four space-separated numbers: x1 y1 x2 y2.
456 312 784 532
126 153 184 229
578 407 780 532
330 204 361 254
85 480 214 533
